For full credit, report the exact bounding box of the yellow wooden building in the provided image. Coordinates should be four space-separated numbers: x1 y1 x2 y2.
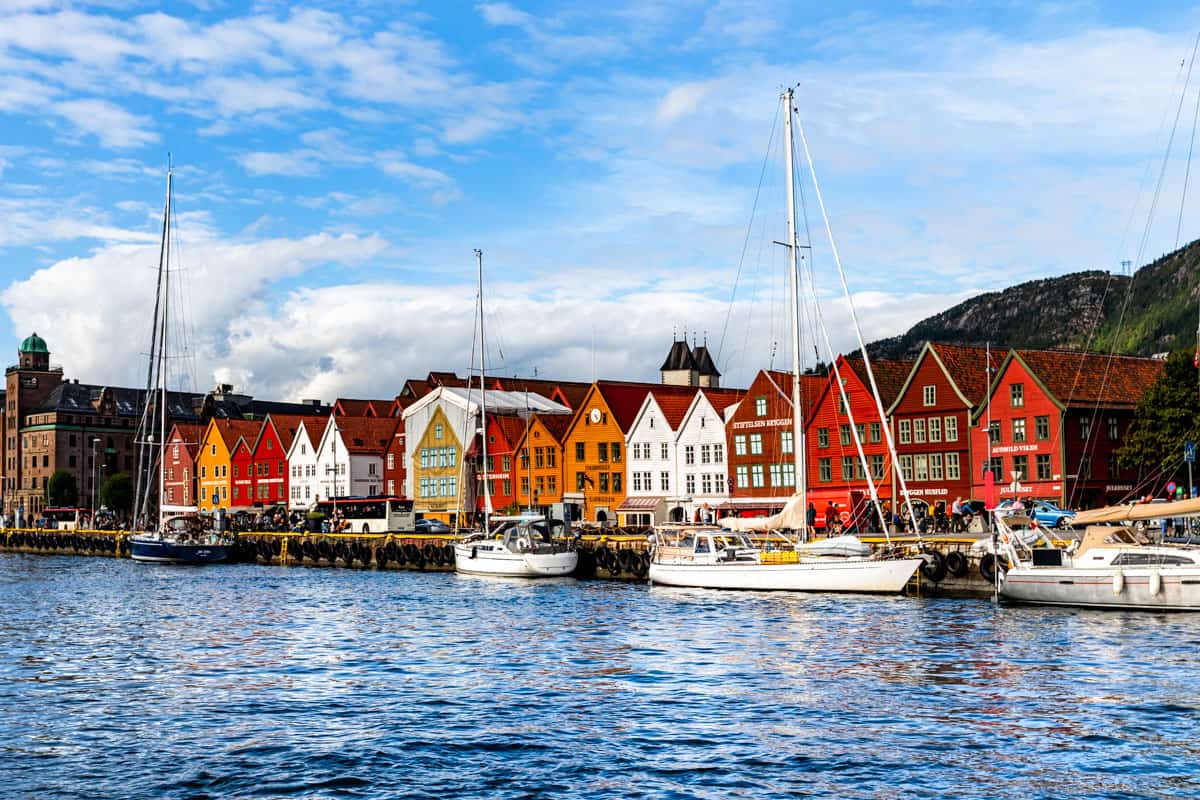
195 419 262 512
510 413 573 511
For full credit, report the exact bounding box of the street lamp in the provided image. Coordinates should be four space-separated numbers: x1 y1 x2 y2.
90 437 101 524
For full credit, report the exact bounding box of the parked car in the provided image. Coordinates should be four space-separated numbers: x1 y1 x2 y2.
995 499 1075 528
415 518 451 535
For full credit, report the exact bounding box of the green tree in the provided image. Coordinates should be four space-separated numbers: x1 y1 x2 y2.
100 472 134 513
1118 350 1200 477
46 469 78 507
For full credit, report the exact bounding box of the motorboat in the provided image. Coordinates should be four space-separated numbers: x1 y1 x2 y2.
454 515 578 578
992 499 1200 610
648 525 922 593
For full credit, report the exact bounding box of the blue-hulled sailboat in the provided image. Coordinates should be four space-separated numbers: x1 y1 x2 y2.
128 164 234 565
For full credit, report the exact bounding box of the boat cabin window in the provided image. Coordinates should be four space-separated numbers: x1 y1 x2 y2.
694 537 710 554
1111 552 1196 567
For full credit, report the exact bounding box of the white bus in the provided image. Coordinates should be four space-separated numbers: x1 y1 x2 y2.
314 497 416 534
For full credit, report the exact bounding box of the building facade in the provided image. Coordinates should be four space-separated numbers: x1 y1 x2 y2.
969 350 1162 508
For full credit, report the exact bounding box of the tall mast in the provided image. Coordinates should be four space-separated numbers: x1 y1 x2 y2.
134 165 173 528
783 89 807 529
476 248 491 532
157 167 172 527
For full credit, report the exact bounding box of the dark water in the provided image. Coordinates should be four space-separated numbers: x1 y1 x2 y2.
0 555 1198 799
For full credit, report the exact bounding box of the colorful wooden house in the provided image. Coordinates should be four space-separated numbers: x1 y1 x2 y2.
196 419 262 512
803 355 913 524
887 343 997 514
162 423 203 509
724 369 826 518
969 350 1162 508
511 414 572 514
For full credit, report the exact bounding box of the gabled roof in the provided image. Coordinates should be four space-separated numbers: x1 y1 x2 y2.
758 369 826 414
596 381 689 431
333 398 375 417
167 423 205 456
257 413 315 454
489 415 529 451
336 417 400 455
651 388 699 429
846 356 915 408
660 340 698 372
1010 350 1164 410
207 419 263 451
886 342 1000 414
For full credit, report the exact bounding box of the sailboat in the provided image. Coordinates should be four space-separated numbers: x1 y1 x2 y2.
128 166 234 564
648 88 923 593
453 249 578 578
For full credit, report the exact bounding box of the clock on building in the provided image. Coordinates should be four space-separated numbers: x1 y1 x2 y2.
589 408 602 424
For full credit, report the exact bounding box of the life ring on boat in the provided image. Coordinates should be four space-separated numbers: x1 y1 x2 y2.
945 550 969 578
979 553 1007 583
921 551 948 583
516 535 531 552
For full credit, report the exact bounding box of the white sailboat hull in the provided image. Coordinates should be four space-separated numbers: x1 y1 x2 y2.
454 543 578 578
1001 566 1200 610
648 557 921 593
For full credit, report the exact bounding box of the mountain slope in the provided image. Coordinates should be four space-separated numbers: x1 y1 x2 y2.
866 238 1200 360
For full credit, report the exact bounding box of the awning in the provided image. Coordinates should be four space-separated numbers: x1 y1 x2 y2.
616 496 665 512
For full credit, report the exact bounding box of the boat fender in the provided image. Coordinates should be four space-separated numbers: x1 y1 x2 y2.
1149 569 1162 596
1112 569 1125 595
422 543 437 562
443 544 454 563
921 551 948 583
470 546 477 559
945 550 969 579
595 546 611 569
404 543 419 562
979 553 1007 583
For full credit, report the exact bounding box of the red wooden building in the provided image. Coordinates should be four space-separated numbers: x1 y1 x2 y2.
251 414 310 508
803 355 912 523
723 369 826 517
969 350 1163 509
229 434 257 510
163 423 203 508
887 343 998 513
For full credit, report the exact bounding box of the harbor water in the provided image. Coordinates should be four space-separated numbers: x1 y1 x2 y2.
1 554 1197 799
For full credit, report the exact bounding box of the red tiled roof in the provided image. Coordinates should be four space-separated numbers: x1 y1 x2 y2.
650 388 699 428
262 413 316 453
929 343 1000 406
1014 350 1164 408
701 386 748 414
537 414 572 445
298 417 327 447
334 398 375 417
368 399 396 416
210 419 263 450
847 356 915 407
168 423 204 456
337 417 400 455
490 415 529 451
596 381 699 431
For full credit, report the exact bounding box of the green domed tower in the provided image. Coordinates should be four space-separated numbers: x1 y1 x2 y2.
18 332 49 370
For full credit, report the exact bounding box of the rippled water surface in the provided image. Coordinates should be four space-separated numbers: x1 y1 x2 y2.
1 554 1198 799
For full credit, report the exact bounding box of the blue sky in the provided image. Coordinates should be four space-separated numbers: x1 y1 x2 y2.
1 0 1199 400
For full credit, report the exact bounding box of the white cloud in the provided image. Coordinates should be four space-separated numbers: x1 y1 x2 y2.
1 231 389 392
54 98 158 148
